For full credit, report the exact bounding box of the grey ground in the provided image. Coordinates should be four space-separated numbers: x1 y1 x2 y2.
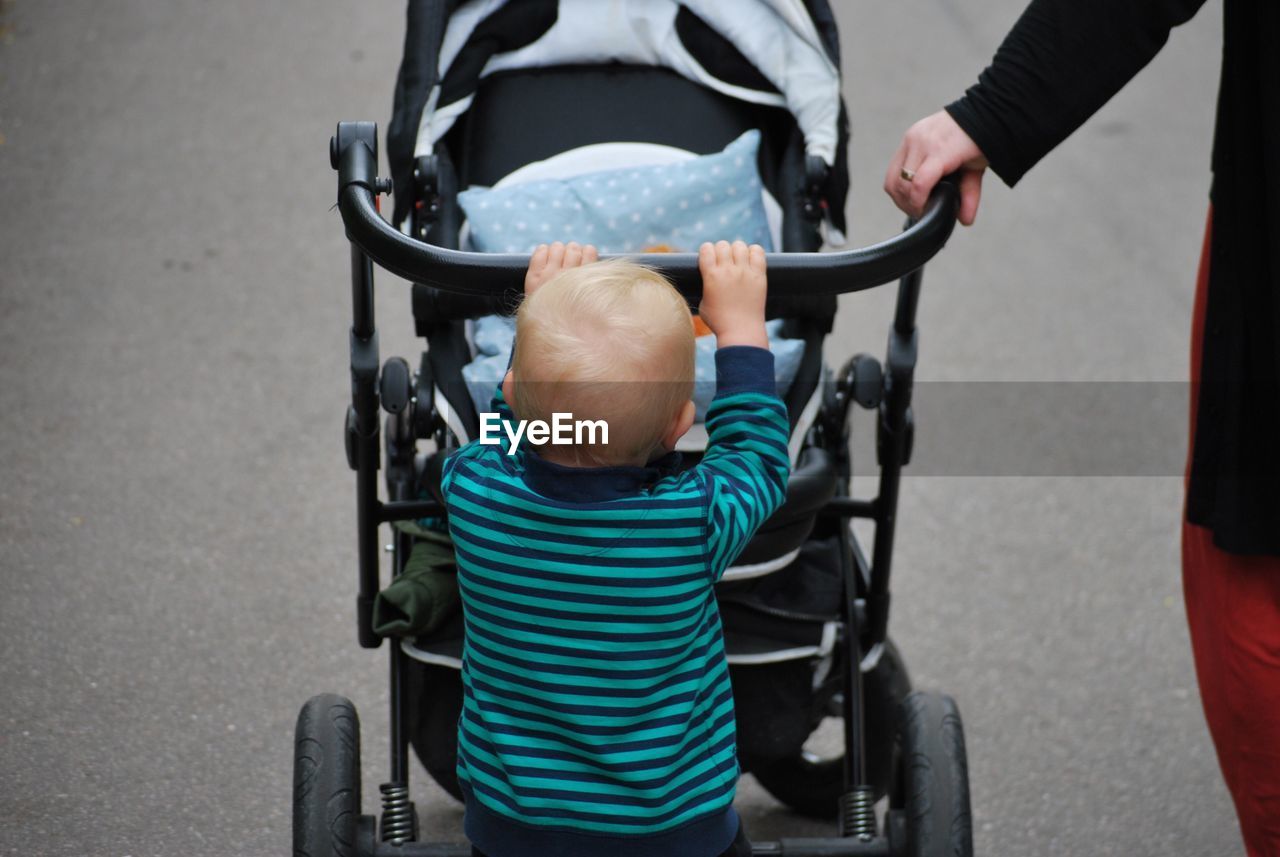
0 1 1236 855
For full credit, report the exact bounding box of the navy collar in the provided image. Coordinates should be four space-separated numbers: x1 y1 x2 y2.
518 450 683 503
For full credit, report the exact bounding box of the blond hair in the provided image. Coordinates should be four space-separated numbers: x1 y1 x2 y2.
512 260 695 465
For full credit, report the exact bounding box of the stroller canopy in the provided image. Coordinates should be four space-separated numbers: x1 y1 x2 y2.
388 0 849 230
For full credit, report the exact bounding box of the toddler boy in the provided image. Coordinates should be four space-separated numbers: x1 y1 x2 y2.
441 239 790 857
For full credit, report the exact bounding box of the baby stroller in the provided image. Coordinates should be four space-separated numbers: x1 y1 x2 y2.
298 2 971 855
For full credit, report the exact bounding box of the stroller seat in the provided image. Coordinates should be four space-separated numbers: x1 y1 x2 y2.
412 62 835 562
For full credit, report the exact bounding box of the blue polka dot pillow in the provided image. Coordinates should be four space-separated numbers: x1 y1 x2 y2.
457 130 773 253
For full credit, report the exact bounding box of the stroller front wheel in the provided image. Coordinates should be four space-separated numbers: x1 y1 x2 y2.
887 691 974 857
294 694 363 857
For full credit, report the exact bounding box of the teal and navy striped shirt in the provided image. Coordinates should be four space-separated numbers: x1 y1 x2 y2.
441 346 790 857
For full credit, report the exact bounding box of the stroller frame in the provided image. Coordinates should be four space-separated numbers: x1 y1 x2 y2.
304 109 965 856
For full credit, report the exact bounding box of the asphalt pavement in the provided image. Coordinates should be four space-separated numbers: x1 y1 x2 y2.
0 1 1237 855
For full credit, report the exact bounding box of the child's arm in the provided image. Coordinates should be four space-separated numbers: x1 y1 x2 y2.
696 241 791 580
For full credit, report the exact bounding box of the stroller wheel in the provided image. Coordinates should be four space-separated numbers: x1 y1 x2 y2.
887 691 973 857
751 750 844 820
752 638 909 818
294 694 363 857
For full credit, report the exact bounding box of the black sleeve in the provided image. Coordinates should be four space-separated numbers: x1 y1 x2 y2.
945 0 1208 186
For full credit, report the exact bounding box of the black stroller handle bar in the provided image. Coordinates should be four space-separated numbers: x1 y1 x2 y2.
333 121 959 298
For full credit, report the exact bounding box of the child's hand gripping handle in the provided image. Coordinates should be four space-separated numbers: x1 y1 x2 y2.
525 241 599 295
697 240 768 349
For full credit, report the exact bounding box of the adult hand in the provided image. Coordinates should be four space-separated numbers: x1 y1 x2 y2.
884 110 989 226
524 241 598 295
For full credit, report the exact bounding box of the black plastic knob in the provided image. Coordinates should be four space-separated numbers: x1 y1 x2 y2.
379 357 412 415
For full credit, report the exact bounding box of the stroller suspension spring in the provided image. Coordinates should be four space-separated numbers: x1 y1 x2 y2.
379 782 418 844
838 786 877 841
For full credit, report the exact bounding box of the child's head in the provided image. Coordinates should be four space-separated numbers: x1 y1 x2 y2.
508 260 695 466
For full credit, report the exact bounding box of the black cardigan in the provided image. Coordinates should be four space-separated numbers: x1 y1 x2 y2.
946 0 1280 555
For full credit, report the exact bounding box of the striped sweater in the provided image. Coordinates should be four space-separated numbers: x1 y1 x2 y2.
441 346 790 857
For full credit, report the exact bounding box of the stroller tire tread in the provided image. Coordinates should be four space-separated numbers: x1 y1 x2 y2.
293 693 363 857
892 690 973 857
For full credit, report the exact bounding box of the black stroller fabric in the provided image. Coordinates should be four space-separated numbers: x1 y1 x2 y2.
721 535 845 765
387 0 849 233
